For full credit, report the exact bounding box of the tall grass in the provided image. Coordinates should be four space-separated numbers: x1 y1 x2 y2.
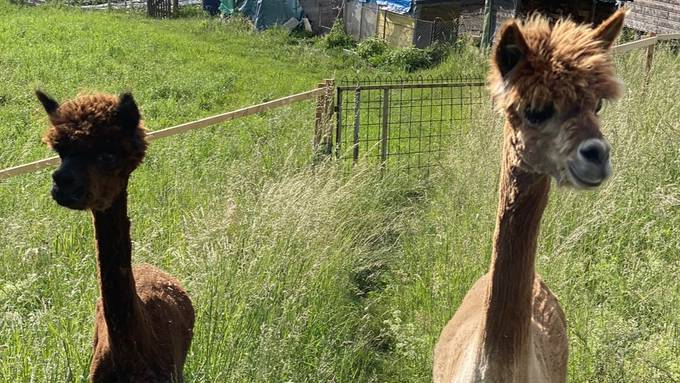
1 3 679 381
373 48 680 381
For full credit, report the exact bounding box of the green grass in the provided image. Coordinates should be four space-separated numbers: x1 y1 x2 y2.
1 3 679 382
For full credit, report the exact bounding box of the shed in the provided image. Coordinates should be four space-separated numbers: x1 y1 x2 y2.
515 0 619 25
345 0 627 47
458 0 624 36
453 0 516 35
345 0 464 48
299 0 343 34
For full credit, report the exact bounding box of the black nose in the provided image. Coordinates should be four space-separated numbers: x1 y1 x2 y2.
52 168 75 187
578 139 609 165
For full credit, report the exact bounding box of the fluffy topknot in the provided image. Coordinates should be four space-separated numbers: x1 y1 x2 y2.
43 93 145 146
489 9 626 114
40 92 148 173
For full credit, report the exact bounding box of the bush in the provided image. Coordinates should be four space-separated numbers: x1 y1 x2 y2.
355 40 451 72
357 38 388 59
321 20 355 50
357 38 389 66
425 42 451 66
385 47 431 72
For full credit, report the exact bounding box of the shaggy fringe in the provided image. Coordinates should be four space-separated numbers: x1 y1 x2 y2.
488 10 626 114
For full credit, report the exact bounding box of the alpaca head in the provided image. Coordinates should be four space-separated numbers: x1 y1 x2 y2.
37 91 147 211
489 9 626 189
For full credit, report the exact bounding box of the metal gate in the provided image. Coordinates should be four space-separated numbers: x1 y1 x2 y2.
334 76 485 172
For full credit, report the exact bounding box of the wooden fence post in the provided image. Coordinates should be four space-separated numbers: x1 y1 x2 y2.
324 79 335 154
644 32 656 87
314 82 326 152
313 79 335 157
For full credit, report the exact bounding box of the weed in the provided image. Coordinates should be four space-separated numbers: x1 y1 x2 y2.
320 19 355 50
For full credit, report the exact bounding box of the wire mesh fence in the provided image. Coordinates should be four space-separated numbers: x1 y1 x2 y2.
412 17 460 48
147 0 176 18
334 76 485 174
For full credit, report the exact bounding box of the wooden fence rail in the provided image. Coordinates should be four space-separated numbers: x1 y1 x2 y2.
611 33 680 54
2 32 680 181
0 87 327 181
612 33 680 85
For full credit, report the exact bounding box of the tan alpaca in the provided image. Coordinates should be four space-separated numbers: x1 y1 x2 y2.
433 10 626 383
37 91 195 382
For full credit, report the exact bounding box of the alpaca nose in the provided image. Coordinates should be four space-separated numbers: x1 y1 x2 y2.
578 139 609 166
50 158 88 209
52 168 75 187
568 138 612 189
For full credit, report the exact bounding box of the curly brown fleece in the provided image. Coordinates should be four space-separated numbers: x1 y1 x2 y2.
39 91 194 382
488 11 625 114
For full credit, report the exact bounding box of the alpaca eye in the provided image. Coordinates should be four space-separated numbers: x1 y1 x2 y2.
97 153 116 165
524 104 555 125
595 99 604 114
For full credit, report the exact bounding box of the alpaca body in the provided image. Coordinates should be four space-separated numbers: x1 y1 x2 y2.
91 264 194 382
433 274 567 383
433 9 626 383
37 92 195 382
434 137 567 383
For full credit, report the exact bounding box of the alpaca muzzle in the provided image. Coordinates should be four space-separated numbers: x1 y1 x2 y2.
51 157 88 209
567 138 612 188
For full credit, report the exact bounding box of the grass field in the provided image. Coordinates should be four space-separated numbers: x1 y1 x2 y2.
1 3 679 382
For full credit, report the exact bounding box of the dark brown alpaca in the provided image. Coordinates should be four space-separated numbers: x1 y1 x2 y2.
37 91 195 382
433 9 626 383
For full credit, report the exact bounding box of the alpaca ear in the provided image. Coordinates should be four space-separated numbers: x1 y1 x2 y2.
494 21 530 78
35 90 59 116
593 8 627 49
116 92 141 131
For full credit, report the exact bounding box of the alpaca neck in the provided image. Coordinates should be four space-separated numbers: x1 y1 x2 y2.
92 188 147 349
480 123 551 377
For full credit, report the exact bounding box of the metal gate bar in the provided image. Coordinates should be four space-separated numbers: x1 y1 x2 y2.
335 76 485 173
336 81 485 91
381 88 389 163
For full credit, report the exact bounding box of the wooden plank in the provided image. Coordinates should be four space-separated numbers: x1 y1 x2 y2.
612 35 659 53
0 157 60 181
611 33 680 54
1 88 325 181
147 88 325 140
644 33 656 86
380 11 416 48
